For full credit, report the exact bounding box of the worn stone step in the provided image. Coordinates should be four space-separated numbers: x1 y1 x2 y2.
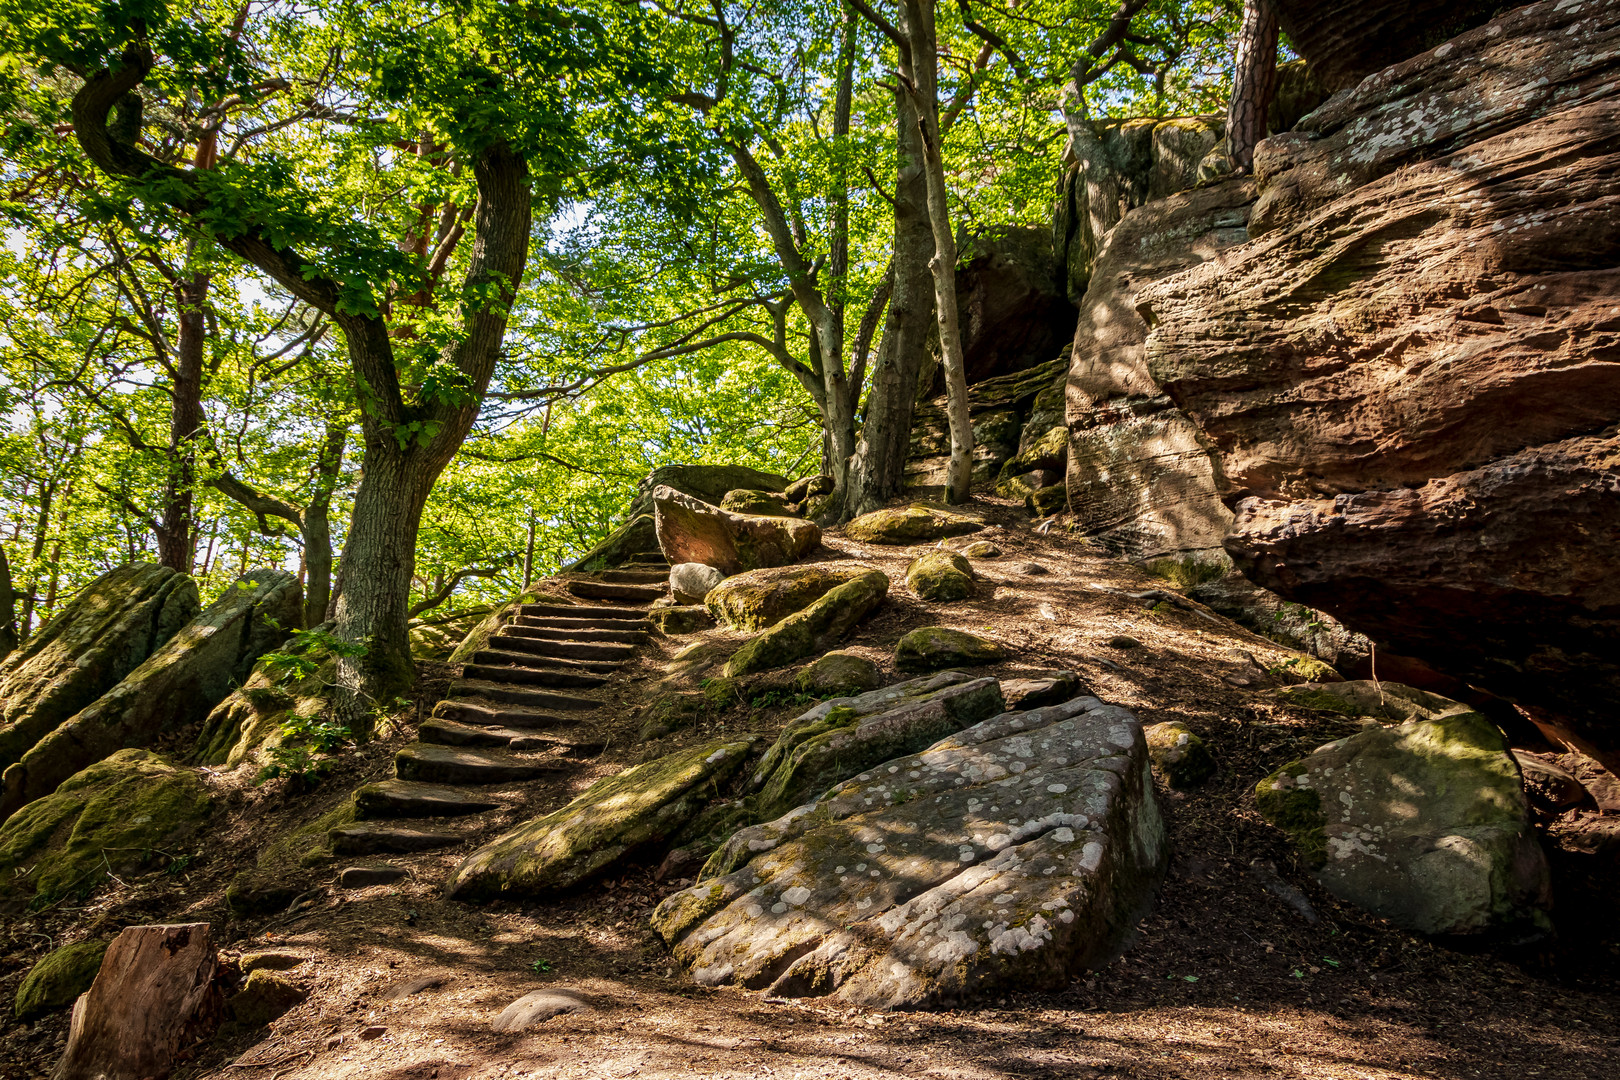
521 602 647 622
512 614 649 635
420 717 545 749
427 705 604 752
563 579 666 604
395 742 564 785
463 658 613 689
446 680 604 711
330 823 464 856
470 647 621 672
434 697 588 727
591 569 671 585
485 634 636 662
355 779 505 819
503 623 649 645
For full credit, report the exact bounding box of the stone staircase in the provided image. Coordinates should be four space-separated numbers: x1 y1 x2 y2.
329 554 670 858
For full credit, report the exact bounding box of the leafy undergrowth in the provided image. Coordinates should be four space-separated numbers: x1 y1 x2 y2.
0 497 1615 1080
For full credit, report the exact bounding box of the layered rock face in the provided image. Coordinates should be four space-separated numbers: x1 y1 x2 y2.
1274 0 1506 90
1138 0 1620 745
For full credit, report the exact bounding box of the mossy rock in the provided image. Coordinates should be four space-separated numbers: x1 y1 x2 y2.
445 736 759 901
0 748 211 906
894 627 1006 672
959 540 1002 558
720 489 796 517
997 425 1068 478
649 605 717 635
1269 680 1465 724
995 469 1058 502
706 565 876 632
906 552 976 602
1144 722 1215 788
784 475 835 504
723 570 890 677
226 796 359 915
843 505 985 544
1268 654 1344 684
192 647 335 768
229 969 306 1027
1026 484 1068 516
1255 713 1549 936
563 514 658 572
14 940 107 1022
795 652 882 698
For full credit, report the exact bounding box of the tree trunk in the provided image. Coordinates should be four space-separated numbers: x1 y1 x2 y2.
836 82 934 520
901 0 974 504
1228 0 1280 174
299 420 346 628
155 262 209 572
0 546 17 661
19 481 52 641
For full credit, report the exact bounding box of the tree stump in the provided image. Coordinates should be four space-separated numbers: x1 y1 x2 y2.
52 923 222 1080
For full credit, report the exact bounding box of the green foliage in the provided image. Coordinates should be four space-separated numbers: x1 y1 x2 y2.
259 628 366 686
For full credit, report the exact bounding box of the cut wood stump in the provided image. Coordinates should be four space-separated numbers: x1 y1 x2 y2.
53 923 222 1080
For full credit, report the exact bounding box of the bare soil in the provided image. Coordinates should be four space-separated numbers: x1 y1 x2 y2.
2 498 1615 1080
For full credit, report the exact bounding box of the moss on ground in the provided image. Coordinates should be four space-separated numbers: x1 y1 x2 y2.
14 940 107 1021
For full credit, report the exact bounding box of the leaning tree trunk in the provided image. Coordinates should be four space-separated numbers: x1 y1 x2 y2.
1228 0 1280 174
902 0 974 505
0 546 16 661
838 83 935 520
155 265 208 572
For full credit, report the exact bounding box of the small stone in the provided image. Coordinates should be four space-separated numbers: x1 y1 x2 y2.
1144 722 1216 788
359 1025 387 1041
906 552 976 602
380 973 449 1001
491 990 594 1033
844 505 984 544
338 865 407 889
1513 751 1586 810
895 627 1006 672
670 562 726 604
1001 671 1083 710
1107 635 1141 650
238 951 307 973
1013 562 1048 575
959 540 1002 558
796 652 882 697
229 970 306 1027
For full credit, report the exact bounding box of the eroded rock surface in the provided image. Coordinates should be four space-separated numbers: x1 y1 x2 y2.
653 693 1164 1009
1256 711 1549 935
906 552 975 602
707 565 877 631
723 570 889 677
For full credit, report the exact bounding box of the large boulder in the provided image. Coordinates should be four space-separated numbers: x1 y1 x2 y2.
795 652 882 697
0 564 198 776
906 552 976 602
1255 711 1550 935
844 505 984 545
706 564 879 631
895 627 1006 672
723 570 889 677
0 749 211 905
1274 0 1504 91
653 487 820 575
670 562 726 605
0 572 299 817
562 514 658 573
444 737 757 901
653 692 1164 1008
1139 0 1620 748
628 465 790 522
1063 180 1253 560
15 940 108 1022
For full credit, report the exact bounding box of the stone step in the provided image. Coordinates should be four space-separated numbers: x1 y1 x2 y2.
446 680 605 711
395 742 565 785
420 717 550 749
427 705 605 751
485 634 636 663
591 569 671 585
521 602 648 622
461 660 611 689
470 647 622 673
330 823 464 856
512 614 649 634
563 579 666 604
355 779 505 819
434 697 590 727
502 624 649 645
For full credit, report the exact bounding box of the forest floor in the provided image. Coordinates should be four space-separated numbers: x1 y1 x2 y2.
1 496 1616 1080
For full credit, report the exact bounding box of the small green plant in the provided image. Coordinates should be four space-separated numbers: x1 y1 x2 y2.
749 689 815 710
530 958 552 974
165 853 196 876
255 711 352 784
258 627 367 685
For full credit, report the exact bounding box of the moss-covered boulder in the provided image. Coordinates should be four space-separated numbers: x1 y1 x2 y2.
1255 712 1550 935
723 570 889 677
906 552 976 601
720 489 796 517
707 564 877 631
795 652 881 697
996 468 1060 502
14 940 107 1021
745 674 1005 824
1144 722 1215 788
654 691 1165 1009
192 639 338 769
0 563 197 777
997 425 1068 479
1269 680 1459 721
562 514 659 572
228 969 306 1027
649 605 717 635
626 464 790 521
445 737 758 901
0 749 211 905
1026 484 1068 516
653 487 820 575
0 571 299 818
783 475 835 505
959 540 1002 558
843 504 985 544
409 606 493 661
895 627 1006 671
